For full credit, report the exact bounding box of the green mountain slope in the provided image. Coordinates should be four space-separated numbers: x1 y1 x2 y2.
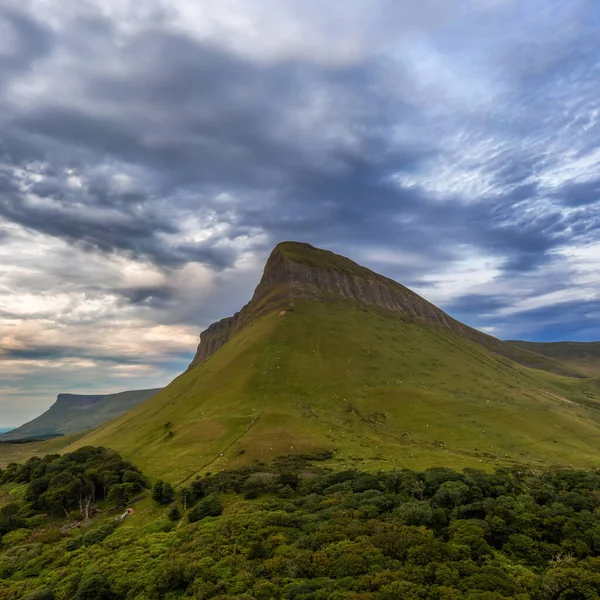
509 340 600 377
0 389 161 442
65 243 600 480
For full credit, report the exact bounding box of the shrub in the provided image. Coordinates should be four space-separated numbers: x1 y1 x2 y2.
82 523 114 547
188 493 222 523
168 506 181 521
73 572 112 600
246 472 278 493
152 480 175 505
152 480 165 504
2 528 30 546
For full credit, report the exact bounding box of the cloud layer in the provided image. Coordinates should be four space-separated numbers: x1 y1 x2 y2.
1 0 600 425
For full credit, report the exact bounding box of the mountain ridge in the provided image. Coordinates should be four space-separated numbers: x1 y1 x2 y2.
190 241 579 378
0 388 161 442
509 340 600 377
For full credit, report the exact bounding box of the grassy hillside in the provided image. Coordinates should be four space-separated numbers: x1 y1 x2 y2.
65 297 600 481
510 340 600 377
0 388 161 442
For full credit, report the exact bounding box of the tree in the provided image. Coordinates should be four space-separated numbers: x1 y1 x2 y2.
180 486 193 510
107 483 135 507
168 506 181 521
0 502 23 535
152 480 165 504
161 482 175 504
122 469 145 492
73 572 112 600
432 481 470 508
152 480 175 505
188 493 222 522
190 479 205 500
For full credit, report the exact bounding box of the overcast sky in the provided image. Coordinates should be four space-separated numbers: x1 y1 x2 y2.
1 0 600 426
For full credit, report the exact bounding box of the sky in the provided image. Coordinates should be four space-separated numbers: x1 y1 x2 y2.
1 0 600 426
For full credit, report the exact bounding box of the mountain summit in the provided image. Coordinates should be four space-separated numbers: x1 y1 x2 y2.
190 242 575 376
65 242 600 480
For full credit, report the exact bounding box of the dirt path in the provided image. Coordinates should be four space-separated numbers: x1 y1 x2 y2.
175 408 265 488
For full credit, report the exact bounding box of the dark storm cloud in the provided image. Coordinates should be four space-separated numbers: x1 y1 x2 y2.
0 7 54 79
499 300 600 342
444 293 512 317
552 180 600 207
2 6 598 283
2 340 192 365
115 285 176 307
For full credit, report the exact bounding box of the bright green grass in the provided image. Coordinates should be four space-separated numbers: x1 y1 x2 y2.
57 298 600 482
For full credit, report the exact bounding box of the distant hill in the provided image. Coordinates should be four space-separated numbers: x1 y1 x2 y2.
509 340 600 377
0 389 161 442
63 242 600 481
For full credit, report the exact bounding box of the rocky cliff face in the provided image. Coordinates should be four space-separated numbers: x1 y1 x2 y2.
188 242 578 377
55 393 104 408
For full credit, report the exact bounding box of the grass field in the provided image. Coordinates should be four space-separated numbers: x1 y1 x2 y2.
44 297 600 482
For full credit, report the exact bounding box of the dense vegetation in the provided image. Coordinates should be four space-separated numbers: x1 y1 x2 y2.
0 447 147 528
4 450 600 598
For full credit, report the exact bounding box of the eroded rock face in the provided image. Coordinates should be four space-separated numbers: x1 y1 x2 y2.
189 315 239 367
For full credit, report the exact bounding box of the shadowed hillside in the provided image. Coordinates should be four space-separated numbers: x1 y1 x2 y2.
509 340 600 377
59 243 600 481
0 389 161 442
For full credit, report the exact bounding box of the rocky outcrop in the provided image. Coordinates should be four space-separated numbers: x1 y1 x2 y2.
188 242 579 377
55 393 104 409
190 315 240 366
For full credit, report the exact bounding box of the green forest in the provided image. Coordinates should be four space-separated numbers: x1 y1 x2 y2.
3 448 600 599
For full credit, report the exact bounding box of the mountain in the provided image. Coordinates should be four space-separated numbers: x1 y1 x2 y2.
64 242 600 481
188 242 579 377
509 340 600 377
0 389 161 442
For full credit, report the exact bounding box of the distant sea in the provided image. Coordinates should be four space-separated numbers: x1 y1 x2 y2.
0 427 14 434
